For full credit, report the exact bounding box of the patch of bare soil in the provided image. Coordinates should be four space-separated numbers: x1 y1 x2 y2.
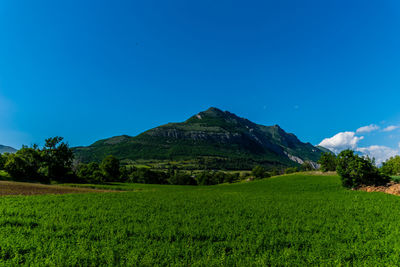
0 181 111 196
358 182 400 196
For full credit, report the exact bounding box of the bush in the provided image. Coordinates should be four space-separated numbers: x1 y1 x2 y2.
252 165 270 179
0 153 8 170
4 148 48 183
301 162 314 171
168 171 197 185
285 167 299 174
318 152 337 172
77 163 105 184
100 155 121 182
381 155 400 176
128 168 168 184
336 150 389 188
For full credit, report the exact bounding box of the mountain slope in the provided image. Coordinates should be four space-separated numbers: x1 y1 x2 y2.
73 107 326 169
0 145 17 154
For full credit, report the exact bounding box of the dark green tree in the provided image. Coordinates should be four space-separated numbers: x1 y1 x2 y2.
336 150 389 188
381 155 400 176
77 162 105 184
318 152 337 172
42 137 74 180
4 147 45 182
0 153 9 170
251 165 270 179
100 155 120 182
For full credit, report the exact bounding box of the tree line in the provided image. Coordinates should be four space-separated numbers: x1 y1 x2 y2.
0 136 284 185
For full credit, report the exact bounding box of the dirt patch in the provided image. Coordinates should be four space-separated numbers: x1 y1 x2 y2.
359 182 400 196
0 181 112 196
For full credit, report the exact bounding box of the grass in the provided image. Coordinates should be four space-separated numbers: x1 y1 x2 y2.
1 173 400 265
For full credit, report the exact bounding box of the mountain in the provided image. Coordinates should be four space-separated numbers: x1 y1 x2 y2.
0 145 17 154
73 107 327 169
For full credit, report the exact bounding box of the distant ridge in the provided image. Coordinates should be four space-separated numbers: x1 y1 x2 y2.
0 145 17 154
73 107 327 169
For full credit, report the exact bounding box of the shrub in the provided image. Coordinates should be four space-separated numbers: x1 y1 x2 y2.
336 150 389 188
381 155 400 176
77 162 105 184
252 165 270 179
4 147 48 182
285 167 299 174
168 171 197 185
100 155 121 182
301 161 314 171
318 152 337 172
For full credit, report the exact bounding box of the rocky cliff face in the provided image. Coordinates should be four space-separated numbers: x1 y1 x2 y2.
140 107 323 164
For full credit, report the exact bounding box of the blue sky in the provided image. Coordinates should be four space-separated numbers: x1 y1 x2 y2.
1 0 400 163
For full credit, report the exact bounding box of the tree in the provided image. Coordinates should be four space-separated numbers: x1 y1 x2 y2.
100 155 120 182
168 171 197 185
42 137 74 180
77 162 105 184
336 150 389 188
301 161 314 171
251 165 270 179
381 155 400 176
0 153 9 170
4 147 45 182
318 152 337 172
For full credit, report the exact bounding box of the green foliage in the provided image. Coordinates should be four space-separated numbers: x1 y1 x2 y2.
4 147 47 182
128 168 168 184
100 155 121 182
73 108 326 170
3 174 400 265
1 137 74 183
0 153 8 170
42 137 74 180
285 167 299 174
318 152 337 172
381 155 400 176
251 165 270 179
336 150 389 188
77 163 105 184
300 161 314 171
167 170 197 185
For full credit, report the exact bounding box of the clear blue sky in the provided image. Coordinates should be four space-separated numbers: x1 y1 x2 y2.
1 0 400 162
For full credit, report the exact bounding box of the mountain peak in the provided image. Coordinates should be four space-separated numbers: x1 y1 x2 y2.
0 145 17 154
201 107 226 116
74 107 326 168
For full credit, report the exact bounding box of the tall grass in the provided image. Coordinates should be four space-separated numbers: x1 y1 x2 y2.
1 174 400 265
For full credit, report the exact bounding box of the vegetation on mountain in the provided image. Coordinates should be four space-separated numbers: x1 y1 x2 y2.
73 107 327 170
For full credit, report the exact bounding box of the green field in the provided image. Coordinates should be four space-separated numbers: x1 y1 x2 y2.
1 173 400 265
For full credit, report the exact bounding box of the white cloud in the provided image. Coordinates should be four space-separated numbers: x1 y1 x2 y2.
383 125 399 132
319 131 364 154
357 146 398 165
356 124 380 133
319 128 400 165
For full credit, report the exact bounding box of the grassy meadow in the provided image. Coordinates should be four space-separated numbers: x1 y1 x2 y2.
1 173 400 265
